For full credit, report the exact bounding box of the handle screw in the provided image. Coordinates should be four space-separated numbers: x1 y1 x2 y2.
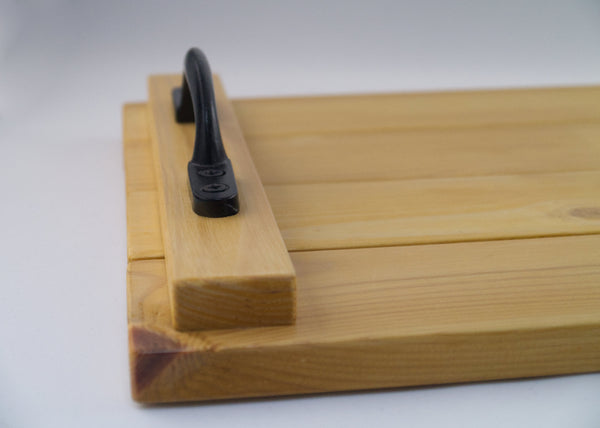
198 169 225 177
202 183 229 193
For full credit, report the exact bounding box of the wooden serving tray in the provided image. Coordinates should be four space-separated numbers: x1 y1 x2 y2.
124 79 600 403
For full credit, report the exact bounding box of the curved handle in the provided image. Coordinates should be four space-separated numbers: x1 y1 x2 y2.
172 48 239 218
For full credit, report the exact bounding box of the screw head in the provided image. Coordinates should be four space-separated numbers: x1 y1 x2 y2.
201 183 229 193
198 169 225 177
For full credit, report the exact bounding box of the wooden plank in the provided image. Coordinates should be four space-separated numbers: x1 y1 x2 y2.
232 86 600 137
123 103 151 143
123 103 164 260
126 191 163 261
244 123 600 185
267 171 600 251
147 75 296 331
124 101 600 254
128 235 600 403
123 104 155 193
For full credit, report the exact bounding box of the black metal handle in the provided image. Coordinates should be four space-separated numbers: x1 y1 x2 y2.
172 48 239 218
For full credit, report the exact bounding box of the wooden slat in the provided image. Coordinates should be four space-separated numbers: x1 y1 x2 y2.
123 104 156 193
147 75 296 331
233 86 600 137
124 101 600 254
266 171 600 251
245 123 600 185
126 191 163 261
122 103 151 143
123 103 163 260
128 235 600 403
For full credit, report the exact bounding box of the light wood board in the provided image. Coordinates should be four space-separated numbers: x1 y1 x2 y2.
128 236 600 403
267 171 600 251
123 104 164 261
232 86 600 137
245 122 600 185
127 100 600 254
124 83 600 403
147 76 295 331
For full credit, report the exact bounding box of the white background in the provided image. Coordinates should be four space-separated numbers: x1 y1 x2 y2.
1 1 600 427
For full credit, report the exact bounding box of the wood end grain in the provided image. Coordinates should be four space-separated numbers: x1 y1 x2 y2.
172 275 296 331
128 325 183 402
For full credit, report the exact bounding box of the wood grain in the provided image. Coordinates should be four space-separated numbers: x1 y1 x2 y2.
122 103 151 143
147 75 295 331
244 122 600 185
126 191 163 261
127 98 600 254
128 234 600 402
124 83 600 403
233 85 600 137
123 103 163 260
267 171 600 251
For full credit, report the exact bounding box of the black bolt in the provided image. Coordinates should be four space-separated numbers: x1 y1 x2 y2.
202 183 229 193
198 169 225 177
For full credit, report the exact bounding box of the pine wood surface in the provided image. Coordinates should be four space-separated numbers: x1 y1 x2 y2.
128 235 600 403
267 171 600 251
245 122 600 185
124 82 600 402
123 104 164 261
126 93 600 255
232 86 600 137
237 86 600 251
123 105 163 261
147 76 295 331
